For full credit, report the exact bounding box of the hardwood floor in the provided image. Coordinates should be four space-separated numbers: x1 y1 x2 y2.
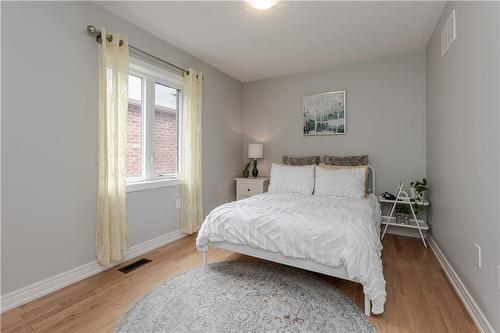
1 234 477 333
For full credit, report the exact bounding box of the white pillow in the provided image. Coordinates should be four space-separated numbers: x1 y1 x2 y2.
314 165 366 199
268 164 315 195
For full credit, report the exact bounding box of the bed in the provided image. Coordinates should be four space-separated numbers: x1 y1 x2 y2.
196 165 386 316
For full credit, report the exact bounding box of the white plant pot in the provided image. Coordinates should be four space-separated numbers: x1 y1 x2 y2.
409 187 416 198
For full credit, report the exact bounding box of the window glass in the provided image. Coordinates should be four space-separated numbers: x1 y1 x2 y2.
126 74 143 178
154 83 179 176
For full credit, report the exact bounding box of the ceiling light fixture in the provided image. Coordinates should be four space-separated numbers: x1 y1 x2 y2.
248 0 278 10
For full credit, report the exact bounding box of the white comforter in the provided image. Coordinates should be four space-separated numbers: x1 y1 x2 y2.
196 193 386 314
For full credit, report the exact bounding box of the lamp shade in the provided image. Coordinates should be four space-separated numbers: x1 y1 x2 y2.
248 143 263 159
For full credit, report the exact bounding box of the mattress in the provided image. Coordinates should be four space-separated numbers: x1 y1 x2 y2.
196 192 386 314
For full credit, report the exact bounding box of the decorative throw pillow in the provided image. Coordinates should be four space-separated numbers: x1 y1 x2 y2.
324 155 368 166
268 164 315 195
283 155 320 166
318 163 369 195
314 165 366 199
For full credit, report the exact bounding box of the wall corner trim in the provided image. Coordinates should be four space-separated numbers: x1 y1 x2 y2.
0 230 186 313
428 236 496 333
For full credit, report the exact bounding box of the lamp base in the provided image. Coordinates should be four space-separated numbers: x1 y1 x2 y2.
252 160 258 177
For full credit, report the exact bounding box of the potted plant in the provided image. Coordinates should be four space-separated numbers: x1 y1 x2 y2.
242 161 252 178
410 178 429 214
395 204 410 224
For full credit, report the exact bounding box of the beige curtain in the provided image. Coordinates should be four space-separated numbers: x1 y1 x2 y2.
180 69 203 234
96 29 129 265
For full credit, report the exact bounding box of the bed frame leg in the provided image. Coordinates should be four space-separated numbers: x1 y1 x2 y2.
202 251 208 266
364 293 370 316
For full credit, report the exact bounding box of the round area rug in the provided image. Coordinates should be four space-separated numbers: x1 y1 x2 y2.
115 261 376 333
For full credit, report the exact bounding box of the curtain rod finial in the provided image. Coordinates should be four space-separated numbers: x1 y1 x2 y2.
87 25 98 35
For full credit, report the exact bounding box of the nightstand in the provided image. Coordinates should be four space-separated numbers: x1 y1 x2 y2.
235 177 270 200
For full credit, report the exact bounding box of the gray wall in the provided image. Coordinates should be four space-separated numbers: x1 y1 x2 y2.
1 2 242 294
243 51 426 193
426 2 500 331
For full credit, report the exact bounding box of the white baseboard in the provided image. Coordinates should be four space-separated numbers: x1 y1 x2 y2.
428 236 495 333
0 229 186 313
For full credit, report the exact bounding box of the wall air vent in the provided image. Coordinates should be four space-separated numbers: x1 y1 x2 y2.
441 9 456 57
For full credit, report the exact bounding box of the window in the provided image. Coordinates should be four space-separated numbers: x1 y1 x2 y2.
127 59 182 189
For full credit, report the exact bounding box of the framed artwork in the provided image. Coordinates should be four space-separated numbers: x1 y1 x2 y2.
303 90 346 135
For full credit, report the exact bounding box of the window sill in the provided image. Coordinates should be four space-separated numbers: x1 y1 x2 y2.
126 178 182 193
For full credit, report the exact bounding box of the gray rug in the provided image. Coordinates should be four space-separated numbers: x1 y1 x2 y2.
115 261 376 332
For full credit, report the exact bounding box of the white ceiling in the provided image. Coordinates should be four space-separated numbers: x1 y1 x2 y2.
99 1 445 82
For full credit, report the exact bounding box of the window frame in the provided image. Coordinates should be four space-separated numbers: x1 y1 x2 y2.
127 57 183 191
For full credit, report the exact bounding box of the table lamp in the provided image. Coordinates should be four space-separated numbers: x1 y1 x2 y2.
248 143 263 177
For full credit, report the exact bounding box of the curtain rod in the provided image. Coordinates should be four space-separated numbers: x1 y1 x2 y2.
86 25 189 75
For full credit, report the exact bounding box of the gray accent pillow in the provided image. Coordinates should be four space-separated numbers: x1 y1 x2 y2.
324 155 368 166
283 155 320 166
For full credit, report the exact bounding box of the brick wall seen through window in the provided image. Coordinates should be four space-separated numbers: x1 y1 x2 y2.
126 101 178 177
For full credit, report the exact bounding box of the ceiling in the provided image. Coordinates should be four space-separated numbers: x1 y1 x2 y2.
99 1 445 82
